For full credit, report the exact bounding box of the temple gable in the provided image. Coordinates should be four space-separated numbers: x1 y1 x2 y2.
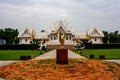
22 28 31 36
90 28 100 36
57 26 65 33
88 27 104 37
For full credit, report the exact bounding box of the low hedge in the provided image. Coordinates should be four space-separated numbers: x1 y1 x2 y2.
85 44 120 49
0 44 40 50
20 55 32 60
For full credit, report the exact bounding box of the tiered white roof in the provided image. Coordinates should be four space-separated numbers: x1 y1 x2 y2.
34 32 48 39
18 22 104 41
75 32 86 39
50 20 73 34
18 28 32 38
87 27 104 37
18 28 48 39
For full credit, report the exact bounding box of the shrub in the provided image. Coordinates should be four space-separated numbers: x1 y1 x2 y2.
99 55 105 59
89 54 94 59
91 44 120 49
41 46 46 50
79 52 82 54
40 52 42 55
0 44 40 50
84 44 120 49
20 55 32 60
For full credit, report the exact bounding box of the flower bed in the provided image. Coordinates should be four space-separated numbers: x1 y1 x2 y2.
0 59 120 80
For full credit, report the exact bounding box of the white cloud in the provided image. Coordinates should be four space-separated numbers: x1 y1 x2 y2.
0 0 120 32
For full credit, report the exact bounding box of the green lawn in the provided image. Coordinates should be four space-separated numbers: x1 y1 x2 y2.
0 50 46 60
74 49 120 59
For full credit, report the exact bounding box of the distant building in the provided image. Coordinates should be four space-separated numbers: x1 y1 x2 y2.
18 20 104 49
87 27 104 44
0 39 6 44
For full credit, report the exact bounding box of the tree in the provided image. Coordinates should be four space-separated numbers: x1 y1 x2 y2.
103 31 120 43
102 31 109 43
109 31 120 43
0 29 4 39
0 28 19 44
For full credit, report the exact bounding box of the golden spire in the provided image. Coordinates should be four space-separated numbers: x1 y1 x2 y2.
42 36 44 44
78 35 80 42
30 30 34 41
86 31 89 40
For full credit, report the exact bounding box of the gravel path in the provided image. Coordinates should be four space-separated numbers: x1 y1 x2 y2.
105 60 120 64
0 60 20 67
0 50 85 67
33 50 86 60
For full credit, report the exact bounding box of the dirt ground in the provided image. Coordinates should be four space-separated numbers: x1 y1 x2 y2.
0 59 120 80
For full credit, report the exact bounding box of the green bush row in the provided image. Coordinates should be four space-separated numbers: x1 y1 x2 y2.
0 44 40 50
85 44 120 49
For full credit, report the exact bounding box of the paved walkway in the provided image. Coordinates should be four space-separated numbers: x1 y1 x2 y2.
33 50 86 60
0 50 120 67
0 60 20 67
0 50 85 67
33 50 120 64
105 60 120 64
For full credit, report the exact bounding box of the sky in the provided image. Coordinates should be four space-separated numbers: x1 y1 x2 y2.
0 0 120 32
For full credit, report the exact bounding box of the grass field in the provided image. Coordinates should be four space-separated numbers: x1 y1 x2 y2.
0 50 46 60
74 49 120 59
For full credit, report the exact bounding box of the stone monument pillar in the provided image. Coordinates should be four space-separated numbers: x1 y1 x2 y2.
56 32 68 64
56 49 68 64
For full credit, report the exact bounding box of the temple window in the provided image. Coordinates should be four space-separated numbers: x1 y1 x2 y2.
95 38 97 41
51 37 53 40
54 36 56 40
66 37 68 40
25 38 27 42
69 37 71 40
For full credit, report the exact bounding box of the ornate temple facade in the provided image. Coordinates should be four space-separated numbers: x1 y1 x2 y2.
18 20 104 49
47 20 75 45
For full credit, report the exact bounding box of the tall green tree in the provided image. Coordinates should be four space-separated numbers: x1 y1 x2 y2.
0 28 19 44
109 31 120 43
103 31 120 43
102 31 109 43
0 29 4 39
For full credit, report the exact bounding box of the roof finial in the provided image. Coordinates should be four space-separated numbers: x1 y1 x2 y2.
30 29 34 41
86 30 89 40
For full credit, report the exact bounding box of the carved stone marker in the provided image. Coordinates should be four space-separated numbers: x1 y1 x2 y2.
56 49 68 64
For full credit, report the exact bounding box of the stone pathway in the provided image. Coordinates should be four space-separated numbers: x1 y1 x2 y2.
33 50 86 60
0 50 85 67
33 50 120 64
0 60 20 67
105 60 120 64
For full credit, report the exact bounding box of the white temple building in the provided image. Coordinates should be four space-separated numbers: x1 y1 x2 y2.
18 20 104 49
